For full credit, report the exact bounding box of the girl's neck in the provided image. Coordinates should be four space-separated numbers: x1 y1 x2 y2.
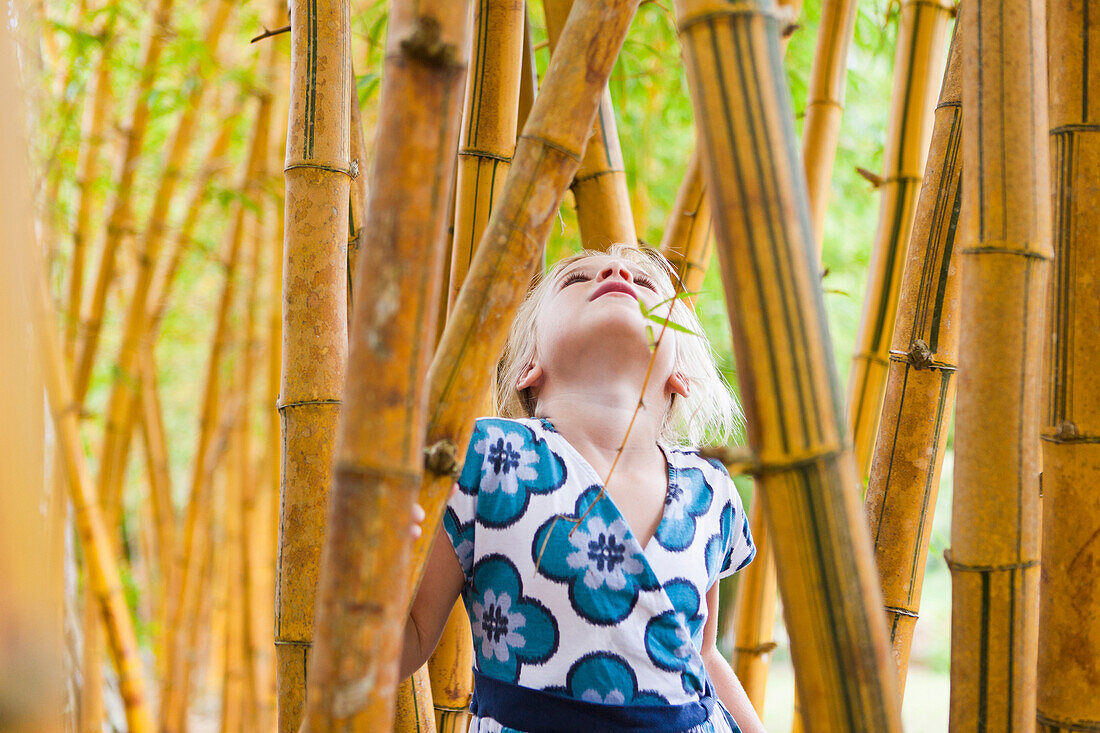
536 383 666 477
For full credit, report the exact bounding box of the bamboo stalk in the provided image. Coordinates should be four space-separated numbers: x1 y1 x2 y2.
448 0 524 309
162 92 273 732
276 0 351 727
394 666 436 733
1035 0 1100 728
0 11 58 724
92 0 236 538
730 501 777 717
846 0 950 480
426 601 475 732
949 0 1051 727
863 29 961 694
300 1 469 726
348 66 370 300
516 7 537 139
34 232 155 733
801 0 858 260
71 0 177 405
221 398 247 733
659 150 713 296
543 0 637 249
672 1 902 730
409 0 642 604
65 8 117 360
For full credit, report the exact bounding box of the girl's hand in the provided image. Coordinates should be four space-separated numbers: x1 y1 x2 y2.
410 502 426 539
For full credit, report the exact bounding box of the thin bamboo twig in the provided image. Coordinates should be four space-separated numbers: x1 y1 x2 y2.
543 0 637 249
949 0 1051 727
408 0 643 608
71 0 177 405
671 0 903 729
301 1 469 726
863 28 961 694
276 0 351 727
1035 0 1100 728
846 0 950 479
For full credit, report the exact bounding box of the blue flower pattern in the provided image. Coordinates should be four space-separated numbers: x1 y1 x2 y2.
467 554 557 683
533 486 661 624
645 578 706 695
654 465 715 552
550 652 667 705
457 419 566 528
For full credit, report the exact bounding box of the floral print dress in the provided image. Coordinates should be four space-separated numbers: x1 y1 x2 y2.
442 417 756 733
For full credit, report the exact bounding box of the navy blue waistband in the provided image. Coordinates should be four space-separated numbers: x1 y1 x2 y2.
469 668 716 733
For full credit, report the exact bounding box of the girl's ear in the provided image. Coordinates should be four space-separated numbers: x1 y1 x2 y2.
666 371 690 399
516 363 544 391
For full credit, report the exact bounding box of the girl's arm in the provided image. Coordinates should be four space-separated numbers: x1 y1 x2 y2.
702 581 767 733
400 513 466 680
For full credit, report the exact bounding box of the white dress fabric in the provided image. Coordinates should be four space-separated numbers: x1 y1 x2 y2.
442 417 756 733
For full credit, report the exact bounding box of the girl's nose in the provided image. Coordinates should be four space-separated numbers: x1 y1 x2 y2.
596 261 633 282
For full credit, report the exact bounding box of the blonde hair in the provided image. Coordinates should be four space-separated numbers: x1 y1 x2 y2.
494 244 742 446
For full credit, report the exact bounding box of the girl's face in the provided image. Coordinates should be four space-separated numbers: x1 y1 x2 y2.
519 254 684 395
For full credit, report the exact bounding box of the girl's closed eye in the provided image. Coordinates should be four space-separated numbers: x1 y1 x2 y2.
561 270 590 287
633 273 657 291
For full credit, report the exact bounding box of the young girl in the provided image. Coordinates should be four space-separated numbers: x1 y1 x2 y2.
403 244 765 733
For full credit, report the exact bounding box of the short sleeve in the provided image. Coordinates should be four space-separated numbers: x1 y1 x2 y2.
440 420 486 582
717 468 755 579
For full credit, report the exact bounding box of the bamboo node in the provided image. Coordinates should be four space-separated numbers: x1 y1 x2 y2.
855 167 884 188
350 158 359 178
1035 712 1100 731
399 16 462 69
942 550 1040 574
906 339 935 370
883 604 919 619
424 439 460 478
697 445 758 476
1054 420 1078 441
733 641 778 656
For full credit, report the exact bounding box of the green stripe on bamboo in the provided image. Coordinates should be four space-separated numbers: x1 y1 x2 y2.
300 1 468 727
543 0 637 248
949 0 1051 728
846 0 950 481
864 27 961 695
672 1 903 729
277 0 352 728
1037 0 1100 729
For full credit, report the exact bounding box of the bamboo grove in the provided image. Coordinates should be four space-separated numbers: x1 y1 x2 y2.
2 0 1098 730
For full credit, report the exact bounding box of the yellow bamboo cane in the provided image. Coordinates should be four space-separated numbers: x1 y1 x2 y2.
801 0 858 260
659 150 713 297
71 0 177 405
34 230 155 733
221 392 247 733
65 8 117 360
276 0 351 727
543 0 637 249
448 0 524 309
162 92 273 732
516 8 537 139
672 1 903 730
846 0 950 480
949 0 1051 727
0 13 59 725
863 29 961 694
301 1 469 726
408 0 643 607
426 600 475 732
1036 0 1100 728
348 66 369 301
394 665 436 733
92 0 236 533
